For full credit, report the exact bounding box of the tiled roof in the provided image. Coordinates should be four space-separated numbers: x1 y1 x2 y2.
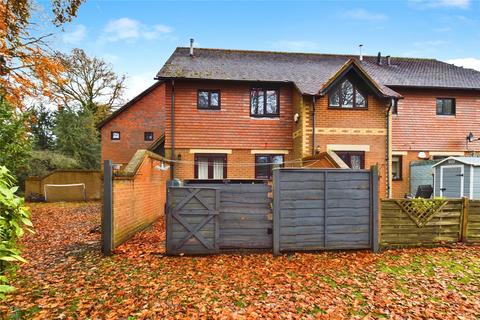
156 48 480 96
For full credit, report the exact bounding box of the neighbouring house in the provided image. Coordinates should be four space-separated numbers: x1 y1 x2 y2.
98 44 480 198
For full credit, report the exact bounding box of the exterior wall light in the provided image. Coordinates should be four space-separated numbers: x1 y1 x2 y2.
417 152 428 159
155 162 170 171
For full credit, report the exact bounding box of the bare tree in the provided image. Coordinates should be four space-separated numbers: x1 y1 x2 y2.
52 48 126 120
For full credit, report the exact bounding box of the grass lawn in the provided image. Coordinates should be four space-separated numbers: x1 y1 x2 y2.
1 202 479 319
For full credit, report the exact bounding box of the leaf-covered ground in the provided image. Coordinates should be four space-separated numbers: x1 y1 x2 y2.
1 202 480 319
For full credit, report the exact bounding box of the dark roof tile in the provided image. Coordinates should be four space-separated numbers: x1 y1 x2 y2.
157 48 480 95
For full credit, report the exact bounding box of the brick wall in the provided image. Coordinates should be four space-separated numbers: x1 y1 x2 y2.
167 148 295 180
391 88 480 198
392 88 480 151
306 94 390 197
112 153 168 247
101 83 166 165
164 80 294 149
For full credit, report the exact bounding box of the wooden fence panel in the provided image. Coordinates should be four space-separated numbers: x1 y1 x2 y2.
274 168 376 255
380 199 463 247
467 200 480 243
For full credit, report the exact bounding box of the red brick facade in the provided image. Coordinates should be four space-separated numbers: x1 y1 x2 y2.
391 88 480 197
306 94 390 197
100 78 480 200
164 80 294 149
101 83 166 165
112 155 168 247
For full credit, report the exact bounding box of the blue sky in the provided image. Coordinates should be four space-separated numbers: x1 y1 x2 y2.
49 0 480 100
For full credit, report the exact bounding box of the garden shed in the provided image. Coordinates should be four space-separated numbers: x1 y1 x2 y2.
433 157 480 199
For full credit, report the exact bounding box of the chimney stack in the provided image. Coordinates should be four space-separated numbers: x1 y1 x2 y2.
377 52 382 65
189 38 194 57
359 44 363 61
386 55 391 66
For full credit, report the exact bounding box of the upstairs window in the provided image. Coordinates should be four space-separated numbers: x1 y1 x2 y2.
251 88 279 117
144 132 154 141
198 90 220 109
329 79 367 109
111 131 120 140
436 98 455 116
255 154 284 179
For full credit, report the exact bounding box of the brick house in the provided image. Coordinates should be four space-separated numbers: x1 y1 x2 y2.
98 46 480 198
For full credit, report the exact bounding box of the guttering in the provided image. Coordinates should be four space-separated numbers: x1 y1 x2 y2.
385 84 480 92
170 79 175 180
312 96 316 156
386 98 396 198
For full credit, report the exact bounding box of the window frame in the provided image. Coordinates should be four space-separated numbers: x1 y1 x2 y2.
335 151 365 169
254 154 285 180
328 79 368 110
197 90 221 110
194 153 227 179
111 131 120 141
250 87 280 117
436 98 456 116
144 131 154 141
392 155 403 181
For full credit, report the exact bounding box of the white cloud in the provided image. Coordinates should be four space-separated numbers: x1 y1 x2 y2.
124 72 157 101
103 18 140 42
62 24 86 44
409 0 470 9
413 40 449 47
269 40 319 52
341 9 388 21
445 58 480 71
100 18 173 43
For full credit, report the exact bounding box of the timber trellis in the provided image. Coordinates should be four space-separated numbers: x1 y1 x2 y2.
381 197 480 247
166 167 379 255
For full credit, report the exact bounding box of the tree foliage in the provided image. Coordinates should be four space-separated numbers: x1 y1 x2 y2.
0 99 31 179
52 48 126 121
29 105 55 150
28 150 80 178
0 0 84 108
0 166 33 299
54 109 100 169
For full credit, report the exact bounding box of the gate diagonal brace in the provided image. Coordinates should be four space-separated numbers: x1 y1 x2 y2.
172 211 216 250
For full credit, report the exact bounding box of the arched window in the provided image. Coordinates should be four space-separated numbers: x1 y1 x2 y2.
328 79 367 109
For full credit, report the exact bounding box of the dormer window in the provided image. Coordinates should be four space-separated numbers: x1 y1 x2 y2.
329 79 367 109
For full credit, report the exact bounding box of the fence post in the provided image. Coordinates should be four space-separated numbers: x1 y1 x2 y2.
461 197 469 242
273 169 281 256
371 165 379 253
102 160 113 256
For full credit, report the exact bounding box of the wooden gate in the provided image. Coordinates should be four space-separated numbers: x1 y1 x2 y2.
166 187 220 255
166 183 272 254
